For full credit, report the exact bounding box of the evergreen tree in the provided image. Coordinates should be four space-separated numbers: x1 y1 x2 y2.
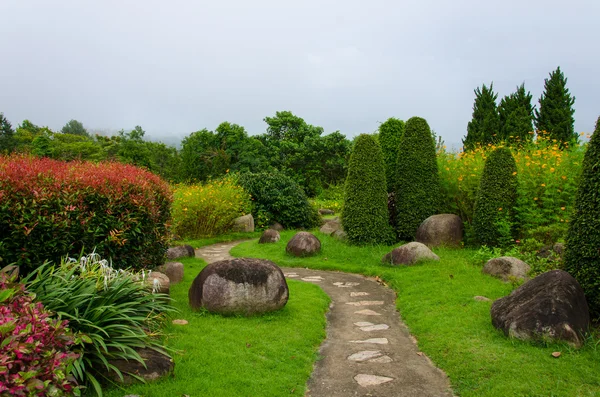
378 118 405 193
534 67 576 145
498 84 534 145
395 117 440 241
564 116 600 317
0 113 15 153
463 83 500 151
342 134 394 245
61 119 89 137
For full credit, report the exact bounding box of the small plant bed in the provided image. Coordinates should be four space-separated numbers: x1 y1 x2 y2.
104 255 330 397
232 231 600 397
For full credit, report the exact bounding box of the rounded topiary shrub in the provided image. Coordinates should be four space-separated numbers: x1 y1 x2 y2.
342 134 394 245
237 171 320 229
378 118 405 193
0 155 171 274
564 116 600 317
471 147 518 247
395 117 440 241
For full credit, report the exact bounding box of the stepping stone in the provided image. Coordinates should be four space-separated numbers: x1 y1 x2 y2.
360 324 389 332
350 292 370 297
302 276 323 282
333 282 360 287
355 309 381 316
354 374 394 387
285 273 299 278
369 355 393 363
350 338 389 344
354 321 374 327
172 319 188 325
345 301 384 307
347 350 383 362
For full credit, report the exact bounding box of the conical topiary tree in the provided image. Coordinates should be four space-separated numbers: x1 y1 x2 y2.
395 117 440 241
378 118 405 193
472 147 518 247
463 83 500 151
342 134 394 245
564 116 600 317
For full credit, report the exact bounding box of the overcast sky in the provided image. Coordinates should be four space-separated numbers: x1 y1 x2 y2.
1 0 598 149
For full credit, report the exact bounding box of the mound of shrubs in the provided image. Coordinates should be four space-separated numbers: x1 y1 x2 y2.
378 118 405 193
238 171 320 229
564 116 600 317
342 134 394 245
0 155 172 274
0 270 80 396
395 117 441 241
472 147 518 247
171 178 252 238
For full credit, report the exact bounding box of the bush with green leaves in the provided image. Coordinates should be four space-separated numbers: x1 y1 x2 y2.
237 171 320 229
0 155 172 274
564 116 600 318
378 118 405 193
472 147 518 247
395 117 441 241
23 253 175 396
342 134 394 245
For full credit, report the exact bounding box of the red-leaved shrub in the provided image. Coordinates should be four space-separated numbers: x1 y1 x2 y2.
0 155 172 273
0 272 80 396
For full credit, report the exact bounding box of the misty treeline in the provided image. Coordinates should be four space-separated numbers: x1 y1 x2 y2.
0 111 350 197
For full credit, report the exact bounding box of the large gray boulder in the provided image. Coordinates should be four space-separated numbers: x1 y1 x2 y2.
259 229 280 244
483 257 530 282
382 242 440 266
286 232 321 257
320 218 342 235
231 214 255 232
415 214 463 247
331 229 348 241
166 245 195 260
188 258 289 315
491 270 590 347
157 262 184 284
106 347 174 384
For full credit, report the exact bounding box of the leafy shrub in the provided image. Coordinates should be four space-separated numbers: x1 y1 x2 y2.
237 171 320 230
0 271 80 396
23 253 175 396
378 118 404 193
171 178 252 238
472 147 518 247
0 155 172 274
395 117 440 241
564 116 600 318
342 134 394 245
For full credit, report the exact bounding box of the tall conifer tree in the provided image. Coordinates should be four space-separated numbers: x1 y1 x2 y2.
463 83 500 151
534 67 576 145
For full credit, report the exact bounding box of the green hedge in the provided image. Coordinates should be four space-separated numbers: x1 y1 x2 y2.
378 118 405 193
238 171 320 229
0 155 172 274
342 134 394 245
395 117 440 240
472 147 518 247
564 116 600 317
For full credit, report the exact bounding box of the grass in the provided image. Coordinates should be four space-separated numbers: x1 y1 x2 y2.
232 230 600 397
177 231 262 248
103 254 330 397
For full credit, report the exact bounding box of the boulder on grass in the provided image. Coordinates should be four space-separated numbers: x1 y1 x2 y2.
259 229 280 244
286 232 321 257
490 270 590 347
107 347 174 384
483 257 530 282
270 222 284 231
320 218 342 235
166 245 195 260
331 229 347 241
319 208 335 215
188 258 288 315
231 214 255 232
143 271 170 295
415 214 463 247
157 262 184 284
382 242 440 266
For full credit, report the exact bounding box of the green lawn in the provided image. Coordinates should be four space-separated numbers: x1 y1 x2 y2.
232 231 600 397
104 255 330 397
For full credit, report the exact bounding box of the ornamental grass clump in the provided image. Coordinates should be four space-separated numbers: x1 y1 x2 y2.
0 270 80 397
23 253 176 396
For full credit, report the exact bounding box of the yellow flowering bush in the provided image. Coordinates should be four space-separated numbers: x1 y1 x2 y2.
171 178 252 238
438 132 586 243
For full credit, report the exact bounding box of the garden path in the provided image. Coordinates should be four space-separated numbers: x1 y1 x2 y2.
196 241 453 397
